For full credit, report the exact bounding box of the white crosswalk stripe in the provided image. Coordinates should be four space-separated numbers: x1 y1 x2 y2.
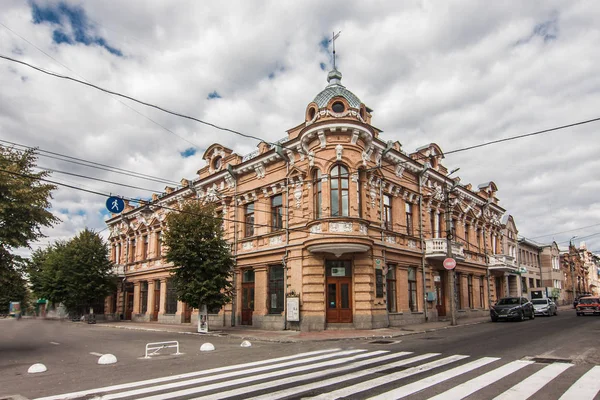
33 349 600 400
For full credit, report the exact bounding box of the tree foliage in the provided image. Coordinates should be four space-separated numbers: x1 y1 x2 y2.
27 229 115 314
0 145 58 311
163 202 234 311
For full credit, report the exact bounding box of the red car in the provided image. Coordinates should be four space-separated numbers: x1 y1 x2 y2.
576 296 600 316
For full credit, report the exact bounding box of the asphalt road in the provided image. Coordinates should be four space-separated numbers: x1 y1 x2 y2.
1 310 599 399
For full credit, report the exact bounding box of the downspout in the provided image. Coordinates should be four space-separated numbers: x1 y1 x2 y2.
122 235 129 320
483 202 492 308
284 171 290 330
418 167 428 321
231 177 238 327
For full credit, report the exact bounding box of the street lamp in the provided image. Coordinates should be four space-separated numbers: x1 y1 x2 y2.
445 168 460 326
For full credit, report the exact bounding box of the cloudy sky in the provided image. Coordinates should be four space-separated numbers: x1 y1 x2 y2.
1 0 599 256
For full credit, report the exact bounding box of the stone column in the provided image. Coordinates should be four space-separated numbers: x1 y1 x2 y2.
159 278 167 314
133 281 141 314
147 280 156 319
254 266 268 317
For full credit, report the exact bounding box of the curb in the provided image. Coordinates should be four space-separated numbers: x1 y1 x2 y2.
96 318 490 343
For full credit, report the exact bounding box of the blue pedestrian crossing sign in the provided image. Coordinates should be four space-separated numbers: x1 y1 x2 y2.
106 197 125 213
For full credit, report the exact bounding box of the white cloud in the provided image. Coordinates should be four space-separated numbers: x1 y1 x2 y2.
1 0 600 254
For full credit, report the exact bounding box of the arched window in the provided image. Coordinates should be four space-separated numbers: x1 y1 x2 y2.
330 164 349 217
313 169 322 219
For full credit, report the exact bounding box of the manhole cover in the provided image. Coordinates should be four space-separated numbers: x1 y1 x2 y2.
369 340 397 345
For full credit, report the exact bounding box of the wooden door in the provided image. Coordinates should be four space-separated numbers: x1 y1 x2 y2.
183 303 192 323
152 289 160 321
126 292 134 320
435 274 446 317
241 282 254 325
326 277 353 323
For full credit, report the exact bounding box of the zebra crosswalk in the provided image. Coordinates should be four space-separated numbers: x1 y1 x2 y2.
34 348 600 400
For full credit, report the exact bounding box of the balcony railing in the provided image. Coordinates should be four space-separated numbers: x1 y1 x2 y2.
424 238 465 260
488 254 519 273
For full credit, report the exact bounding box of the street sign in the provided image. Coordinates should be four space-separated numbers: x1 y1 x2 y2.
106 197 125 213
443 257 457 270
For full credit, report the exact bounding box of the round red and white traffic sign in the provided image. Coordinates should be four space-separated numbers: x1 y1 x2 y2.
443 257 456 270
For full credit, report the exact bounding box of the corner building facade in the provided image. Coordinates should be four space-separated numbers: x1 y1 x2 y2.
105 69 507 331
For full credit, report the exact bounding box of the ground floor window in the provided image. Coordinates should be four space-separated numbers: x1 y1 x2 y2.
386 266 396 313
479 276 485 308
468 275 473 309
166 279 178 314
408 267 417 312
140 281 148 314
269 265 284 314
455 272 462 309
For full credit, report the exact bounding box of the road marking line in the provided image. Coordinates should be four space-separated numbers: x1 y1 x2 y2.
49 342 60 345
89 352 104 357
33 348 341 400
428 360 534 400
493 362 572 400
559 365 600 400
366 357 500 400
202 351 420 400
307 354 469 400
131 351 382 400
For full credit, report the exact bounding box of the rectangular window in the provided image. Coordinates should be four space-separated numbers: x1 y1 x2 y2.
455 273 462 309
129 239 136 263
245 202 255 237
529 278 534 289
165 279 178 314
111 244 116 263
376 269 384 298
408 267 417 312
383 195 392 230
468 275 473 309
451 219 457 242
536 279 541 287
271 194 283 231
430 210 435 239
386 266 396 313
156 232 162 258
477 229 482 250
479 276 485 308
142 235 148 260
140 281 148 314
116 243 121 263
405 203 413 236
268 265 284 314
313 170 322 219
464 224 470 249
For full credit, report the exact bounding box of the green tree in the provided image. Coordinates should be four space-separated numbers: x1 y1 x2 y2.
0 146 58 313
163 202 234 316
27 229 115 315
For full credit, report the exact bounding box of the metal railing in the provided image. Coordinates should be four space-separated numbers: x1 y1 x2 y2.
144 341 181 358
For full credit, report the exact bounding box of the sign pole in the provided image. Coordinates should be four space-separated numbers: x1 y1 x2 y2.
445 184 458 326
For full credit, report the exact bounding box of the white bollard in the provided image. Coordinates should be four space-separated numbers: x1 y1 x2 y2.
28 363 47 374
200 343 215 352
98 354 118 365
240 340 252 348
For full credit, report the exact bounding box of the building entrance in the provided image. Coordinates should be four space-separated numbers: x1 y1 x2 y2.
435 273 446 317
241 269 255 325
325 260 352 323
152 280 160 321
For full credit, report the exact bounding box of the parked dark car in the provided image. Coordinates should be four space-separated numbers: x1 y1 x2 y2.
490 297 535 322
573 293 593 308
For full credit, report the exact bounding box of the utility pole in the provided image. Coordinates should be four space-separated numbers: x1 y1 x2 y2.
570 236 577 302
445 168 460 326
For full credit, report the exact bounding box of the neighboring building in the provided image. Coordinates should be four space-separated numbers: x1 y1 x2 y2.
489 215 521 300
104 67 508 331
518 237 543 297
579 242 600 296
560 243 588 303
538 241 564 304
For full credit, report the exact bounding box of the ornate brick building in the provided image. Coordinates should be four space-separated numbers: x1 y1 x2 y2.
104 68 508 330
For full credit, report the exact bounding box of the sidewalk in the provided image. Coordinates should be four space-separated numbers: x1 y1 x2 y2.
97 316 493 343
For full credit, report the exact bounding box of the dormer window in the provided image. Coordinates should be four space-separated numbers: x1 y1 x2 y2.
213 156 222 170
332 101 345 113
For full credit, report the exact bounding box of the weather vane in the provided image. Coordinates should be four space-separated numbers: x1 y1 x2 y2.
329 31 341 69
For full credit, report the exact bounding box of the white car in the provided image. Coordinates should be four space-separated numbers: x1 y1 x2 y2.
531 298 557 316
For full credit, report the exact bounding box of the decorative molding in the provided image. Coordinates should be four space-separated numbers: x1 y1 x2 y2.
335 143 343 161
359 223 368 235
294 183 303 208
408 240 417 248
385 236 395 244
269 236 283 246
308 151 315 167
286 150 295 166
329 222 353 232
310 224 322 234
318 130 326 148
351 173 358 183
351 129 360 144
242 241 254 250
370 188 377 208
361 150 370 166
254 163 266 179
395 164 405 178
322 174 329 183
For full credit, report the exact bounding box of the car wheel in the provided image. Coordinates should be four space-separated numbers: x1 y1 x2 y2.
491 317 498 322
519 311 525 322
554 309 558 316
530 311 535 320
576 312 581 316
